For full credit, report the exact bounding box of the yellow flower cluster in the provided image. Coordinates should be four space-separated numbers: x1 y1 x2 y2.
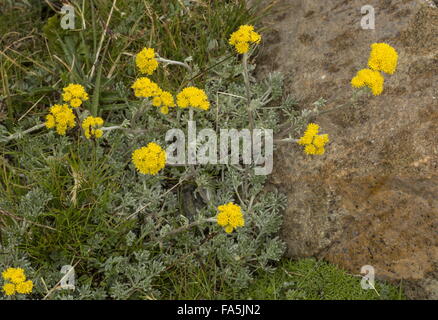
45 104 76 135
132 142 167 175
351 69 385 96
2 268 33 296
176 87 210 111
135 47 159 75
351 43 398 96
152 90 175 115
132 49 211 114
229 25 262 54
131 77 178 114
297 123 329 155
82 116 104 139
216 202 245 233
62 83 89 108
368 43 398 75
131 77 161 98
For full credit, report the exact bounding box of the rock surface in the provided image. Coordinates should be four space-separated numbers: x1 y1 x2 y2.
256 0 438 299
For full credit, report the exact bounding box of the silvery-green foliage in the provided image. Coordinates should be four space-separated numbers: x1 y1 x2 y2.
102 250 165 300
19 188 52 220
0 53 312 299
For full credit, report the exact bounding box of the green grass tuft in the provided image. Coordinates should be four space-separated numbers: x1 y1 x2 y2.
244 258 405 300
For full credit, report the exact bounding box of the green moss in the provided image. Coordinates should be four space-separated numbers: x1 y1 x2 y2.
244 258 405 300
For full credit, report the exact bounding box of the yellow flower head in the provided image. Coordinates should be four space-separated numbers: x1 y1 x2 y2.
313 134 329 148
152 90 175 115
297 123 329 155
82 116 104 139
131 77 161 98
70 98 82 108
62 84 89 108
132 142 166 175
368 43 398 75
216 202 245 233
15 280 33 294
176 87 210 111
229 25 261 54
351 68 385 96
45 104 76 135
2 268 26 284
132 77 176 114
2 283 15 296
2 267 33 296
304 144 317 155
135 47 159 75
297 123 319 145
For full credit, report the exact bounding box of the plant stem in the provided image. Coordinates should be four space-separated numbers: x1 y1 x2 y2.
157 57 192 72
187 108 210 204
274 138 299 144
101 125 123 131
2 123 45 142
161 218 216 239
277 88 367 138
242 52 254 133
91 54 103 117
89 0 117 80
242 52 253 197
101 126 150 135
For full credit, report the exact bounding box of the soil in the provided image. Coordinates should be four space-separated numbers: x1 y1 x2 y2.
255 0 438 299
